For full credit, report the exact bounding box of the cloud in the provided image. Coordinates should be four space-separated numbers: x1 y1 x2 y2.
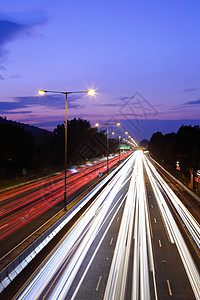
184 99 200 106
0 94 86 116
182 88 198 92
0 20 30 46
0 11 48 27
0 11 48 70
96 103 121 107
0 74 4 80
2 110 33 114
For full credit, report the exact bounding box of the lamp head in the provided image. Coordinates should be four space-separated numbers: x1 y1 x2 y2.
87 89 95 96
38 90 46 95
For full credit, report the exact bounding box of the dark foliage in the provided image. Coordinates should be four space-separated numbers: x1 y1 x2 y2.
0 117 118 178
0 123 37 176
148 125 200 179
139 139 149 147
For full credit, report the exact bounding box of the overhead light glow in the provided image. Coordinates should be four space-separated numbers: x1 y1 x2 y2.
87 89 95 96
38 90 46 95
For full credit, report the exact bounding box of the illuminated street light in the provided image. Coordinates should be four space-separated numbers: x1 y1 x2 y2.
38 90 46 95
39 88 95 210
86 89 95 96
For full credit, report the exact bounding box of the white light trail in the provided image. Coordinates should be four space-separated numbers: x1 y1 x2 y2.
104 151 156 300
17 153 136 299
15 151 200 299
145 157 200 249
144 155 200 299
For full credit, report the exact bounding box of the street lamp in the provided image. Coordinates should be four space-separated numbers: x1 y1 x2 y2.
95 122 120 174
119 135 121 162
39 89 95 210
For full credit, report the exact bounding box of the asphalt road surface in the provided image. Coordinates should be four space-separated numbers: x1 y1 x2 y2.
2 151 200 299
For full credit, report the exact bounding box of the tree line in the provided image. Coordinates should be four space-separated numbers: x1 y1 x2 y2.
0 118 118 178
148 124 200 184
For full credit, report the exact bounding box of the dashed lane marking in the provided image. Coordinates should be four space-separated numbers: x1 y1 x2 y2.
96 276 102 291
167 279 172 296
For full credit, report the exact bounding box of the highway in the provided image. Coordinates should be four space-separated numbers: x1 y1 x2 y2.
0 152 129 246
7 150 199 300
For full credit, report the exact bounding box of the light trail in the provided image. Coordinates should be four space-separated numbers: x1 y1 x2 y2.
104 150 156 300
0 152 131 242
143 155 200 299
6 150 200 299
144 157 200 249
16 153 135 299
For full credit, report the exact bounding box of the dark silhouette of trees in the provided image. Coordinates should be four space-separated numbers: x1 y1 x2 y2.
49 118 117 165
0 117 119 179
0 123 36 176
149 125 200 181
139 139 149 147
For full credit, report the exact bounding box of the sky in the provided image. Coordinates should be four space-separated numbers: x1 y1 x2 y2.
0 0 200 141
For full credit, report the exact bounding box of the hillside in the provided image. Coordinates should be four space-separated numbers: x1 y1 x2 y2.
0 116 52 145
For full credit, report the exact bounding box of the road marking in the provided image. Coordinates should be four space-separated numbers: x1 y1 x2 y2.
167 279 172 296
96 276 102 291
117 217 120 222
158 240 162 247
0 223 8 230
71 194 126 300
154 218 157 223
110 237 113 245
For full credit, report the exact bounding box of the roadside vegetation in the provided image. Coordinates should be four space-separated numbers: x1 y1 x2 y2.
0 118 118 185
148 125 200 190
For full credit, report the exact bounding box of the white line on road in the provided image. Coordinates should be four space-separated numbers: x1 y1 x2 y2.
71 194 126 300
154 218 157 223
167 279 172 296
117 217 119 222
96 276 102 291
158 240 162 247
110 238 113 245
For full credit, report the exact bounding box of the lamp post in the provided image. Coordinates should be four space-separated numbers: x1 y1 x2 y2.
119 135 121 162
95 122 120 174
111 131 121 163
39 89 95 210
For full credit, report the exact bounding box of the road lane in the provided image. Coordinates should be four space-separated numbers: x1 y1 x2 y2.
14 153 135 299
0 153 130 244
3 150 199 299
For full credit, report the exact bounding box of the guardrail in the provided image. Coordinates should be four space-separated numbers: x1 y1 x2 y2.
0 154 132 293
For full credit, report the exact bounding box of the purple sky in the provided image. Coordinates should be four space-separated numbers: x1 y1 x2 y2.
0 0 200 141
